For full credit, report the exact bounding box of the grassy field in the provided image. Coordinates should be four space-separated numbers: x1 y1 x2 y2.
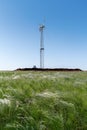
0 71 87 130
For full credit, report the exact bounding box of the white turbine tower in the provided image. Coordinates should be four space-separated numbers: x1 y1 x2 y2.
39 24 45 68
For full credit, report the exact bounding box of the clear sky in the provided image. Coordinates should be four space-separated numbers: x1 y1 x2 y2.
0 0 87 70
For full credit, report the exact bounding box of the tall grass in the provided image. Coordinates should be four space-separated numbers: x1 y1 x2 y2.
0 71 87 129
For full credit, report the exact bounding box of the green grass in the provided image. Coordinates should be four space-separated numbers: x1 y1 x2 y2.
0 71 87 130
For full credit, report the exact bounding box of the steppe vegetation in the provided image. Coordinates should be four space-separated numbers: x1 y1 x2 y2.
0 71 87 130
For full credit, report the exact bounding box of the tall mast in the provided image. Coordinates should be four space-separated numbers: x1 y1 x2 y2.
39 24 45 68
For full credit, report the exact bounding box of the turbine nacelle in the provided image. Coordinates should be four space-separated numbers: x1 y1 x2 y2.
39 24 45 31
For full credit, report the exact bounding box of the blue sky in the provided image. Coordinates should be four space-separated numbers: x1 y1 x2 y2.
0 0 87 70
